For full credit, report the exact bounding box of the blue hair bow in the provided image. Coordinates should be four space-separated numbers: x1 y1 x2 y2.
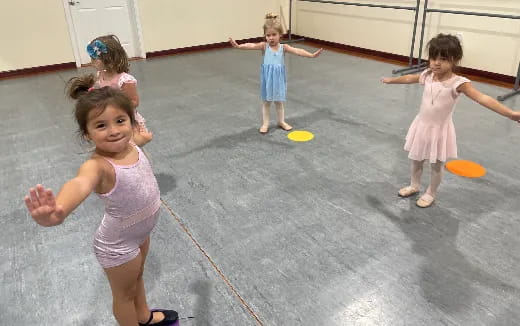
87 40 108 59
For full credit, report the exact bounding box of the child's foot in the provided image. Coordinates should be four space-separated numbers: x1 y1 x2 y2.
398 186 419 197
139 309 178 326
278 122 293 131
416 193 435 208
259 125 269 134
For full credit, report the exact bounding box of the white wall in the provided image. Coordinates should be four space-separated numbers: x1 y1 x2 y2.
291 0 520 76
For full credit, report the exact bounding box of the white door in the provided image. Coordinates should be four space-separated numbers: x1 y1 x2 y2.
65 0 144 65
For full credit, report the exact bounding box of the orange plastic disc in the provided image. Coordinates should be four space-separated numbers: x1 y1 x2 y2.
445 160 486 178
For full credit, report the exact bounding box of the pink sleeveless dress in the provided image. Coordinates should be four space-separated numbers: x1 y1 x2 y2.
95 71 149 132
404 69 470 163
93 145 161 268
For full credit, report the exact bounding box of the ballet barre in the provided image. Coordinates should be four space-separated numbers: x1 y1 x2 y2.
291 0 422 73
400 0 520 101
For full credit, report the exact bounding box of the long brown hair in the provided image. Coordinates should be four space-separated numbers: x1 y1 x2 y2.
66 74 96 100
88 34 130 73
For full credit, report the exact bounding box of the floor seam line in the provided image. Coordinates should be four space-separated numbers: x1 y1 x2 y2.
161 199 264 326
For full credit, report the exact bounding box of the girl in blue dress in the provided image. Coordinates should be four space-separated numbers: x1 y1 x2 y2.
229 13 323 134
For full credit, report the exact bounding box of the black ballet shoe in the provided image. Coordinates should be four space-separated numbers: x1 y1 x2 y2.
139 309 179 326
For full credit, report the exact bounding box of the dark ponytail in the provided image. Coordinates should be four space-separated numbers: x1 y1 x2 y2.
66 74 96 99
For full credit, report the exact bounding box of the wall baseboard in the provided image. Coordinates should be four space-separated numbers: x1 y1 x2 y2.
293 34 412 66
2 35 516 89
292 34 516 87
146 37 265 58
0 62 76 80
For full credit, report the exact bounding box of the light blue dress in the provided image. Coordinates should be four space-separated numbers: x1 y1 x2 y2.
260 44 286 102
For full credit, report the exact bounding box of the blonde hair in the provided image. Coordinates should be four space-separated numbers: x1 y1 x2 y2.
263 13 283 35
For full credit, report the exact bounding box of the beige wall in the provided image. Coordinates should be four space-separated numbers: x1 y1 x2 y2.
1 0 282 72
3 0 518 77
137 0 280 52
291 0 520 76
0 2 75 72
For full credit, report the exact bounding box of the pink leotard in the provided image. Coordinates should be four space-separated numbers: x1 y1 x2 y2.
93 145 160 268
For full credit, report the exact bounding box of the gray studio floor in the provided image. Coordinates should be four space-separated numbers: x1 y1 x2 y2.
1 44 520 326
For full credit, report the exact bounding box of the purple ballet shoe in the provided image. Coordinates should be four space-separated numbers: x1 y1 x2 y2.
138 309 179 326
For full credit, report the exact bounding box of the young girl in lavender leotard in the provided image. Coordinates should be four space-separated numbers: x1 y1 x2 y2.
24 86 178 326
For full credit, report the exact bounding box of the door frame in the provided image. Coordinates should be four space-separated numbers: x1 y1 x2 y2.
62 0 146 67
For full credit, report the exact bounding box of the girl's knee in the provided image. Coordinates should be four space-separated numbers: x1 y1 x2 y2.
137 265 145 280
431 161 443 172
113 283 139 301
411 159 424 169
105 254 143 301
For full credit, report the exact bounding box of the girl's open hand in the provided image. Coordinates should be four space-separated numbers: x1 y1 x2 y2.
381 77 392 84
511 111 520 122
24 185 65 227
312 48 323 58
229 38 239 48
139 127 153 142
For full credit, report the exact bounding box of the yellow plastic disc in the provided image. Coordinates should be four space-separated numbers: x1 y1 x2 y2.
445 160 486 178
288 130 314 142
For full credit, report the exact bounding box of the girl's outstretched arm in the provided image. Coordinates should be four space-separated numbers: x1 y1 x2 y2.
458 83 520 122
284 44 323 58
24 159 103 227
381 74 420 84
229 38 265 50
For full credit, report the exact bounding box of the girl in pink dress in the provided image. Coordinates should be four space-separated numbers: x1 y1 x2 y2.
24 87 178 326
69 34 152 147
382 34 520 208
